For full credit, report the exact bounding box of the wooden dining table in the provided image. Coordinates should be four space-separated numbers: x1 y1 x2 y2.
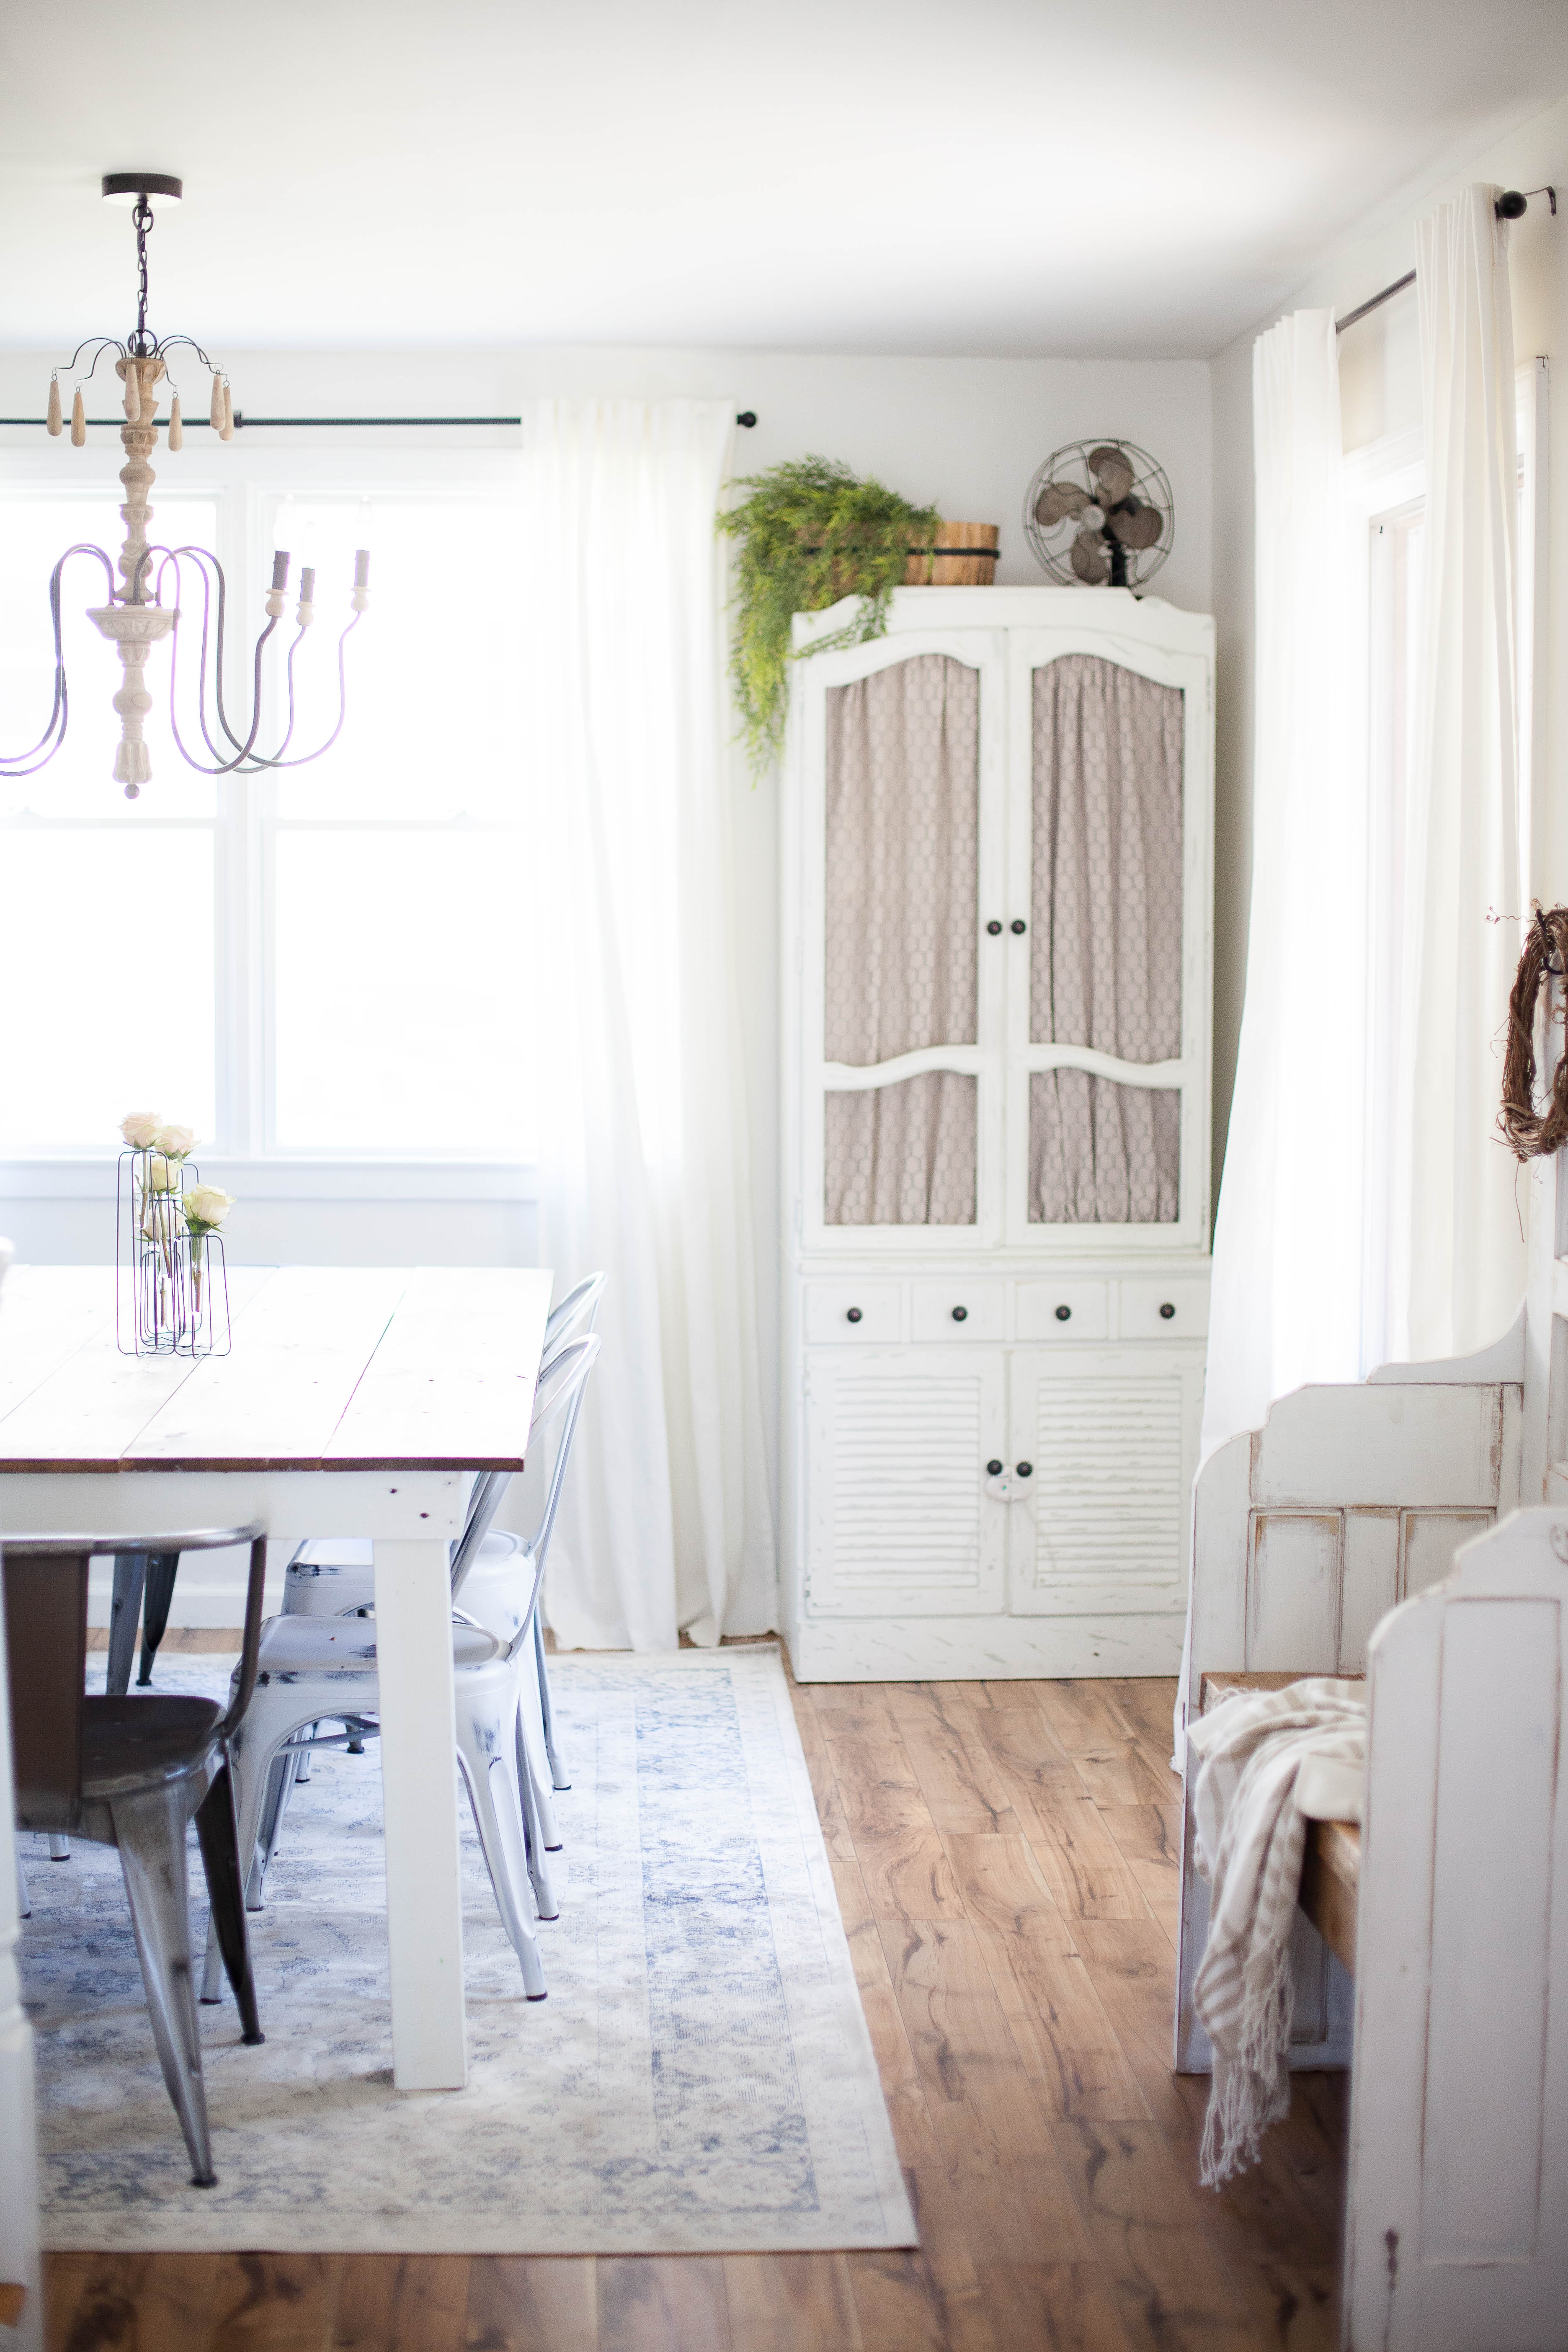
0 1261 552 2092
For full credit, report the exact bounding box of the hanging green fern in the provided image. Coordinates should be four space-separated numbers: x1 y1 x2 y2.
717 456 940 774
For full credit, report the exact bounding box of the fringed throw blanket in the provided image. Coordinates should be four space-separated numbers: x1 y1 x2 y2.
1187 1679 1367 2186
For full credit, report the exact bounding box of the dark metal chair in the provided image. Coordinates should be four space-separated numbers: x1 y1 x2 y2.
4 1521 269 2186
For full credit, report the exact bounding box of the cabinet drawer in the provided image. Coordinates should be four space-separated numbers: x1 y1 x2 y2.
912 1281 1006 1342
1119 1278 1210 1339
805 1282 903 1344
1016 1281 1110 1341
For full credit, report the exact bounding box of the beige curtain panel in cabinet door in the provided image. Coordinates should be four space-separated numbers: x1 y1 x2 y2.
823 654 980 1226
1029 654 1184 1224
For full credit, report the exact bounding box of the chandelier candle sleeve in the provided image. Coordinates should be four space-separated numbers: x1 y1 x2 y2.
0 173 369 797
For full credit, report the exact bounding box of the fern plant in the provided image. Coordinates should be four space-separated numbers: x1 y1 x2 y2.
717 456 940 774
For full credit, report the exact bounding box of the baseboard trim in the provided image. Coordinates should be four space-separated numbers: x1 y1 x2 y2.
791 1611 1185 1681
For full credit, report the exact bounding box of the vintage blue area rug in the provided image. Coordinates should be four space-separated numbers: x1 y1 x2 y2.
21 1646 915 2255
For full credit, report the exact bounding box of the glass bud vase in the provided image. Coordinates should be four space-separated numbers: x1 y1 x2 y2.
115 1149 232 1357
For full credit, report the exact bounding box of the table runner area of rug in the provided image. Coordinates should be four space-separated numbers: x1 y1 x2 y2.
21 1645 916 2255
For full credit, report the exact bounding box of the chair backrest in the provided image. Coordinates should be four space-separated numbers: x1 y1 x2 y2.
441 1272 608 1584
544 1271 606 1352
1 1523 269 1831
450 1334 600 1607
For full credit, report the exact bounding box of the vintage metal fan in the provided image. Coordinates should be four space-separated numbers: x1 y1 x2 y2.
1023 440 1173 588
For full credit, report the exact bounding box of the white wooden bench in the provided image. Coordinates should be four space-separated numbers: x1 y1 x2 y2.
1175 1150 1568 2346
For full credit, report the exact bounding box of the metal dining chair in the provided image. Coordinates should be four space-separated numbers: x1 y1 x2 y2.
274 1271 605 1868
5 1521 270 2187
200 1334 600 2007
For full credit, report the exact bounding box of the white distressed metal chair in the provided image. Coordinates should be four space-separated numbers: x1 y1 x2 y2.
273 1271 604 1880
200 1333 599 2006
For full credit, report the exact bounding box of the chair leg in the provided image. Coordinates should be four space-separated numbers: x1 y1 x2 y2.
294 1724 316 1783
255 1746 303 1896
513 1711 559 1920
457 1742 547 1999
520 1638 562 1850
15 1850 29 1918
201 1704 331 2002
534 1612 569 1790
135 1552 182 1687
194 1762 264 2043
106 1552 148 1697
111 1783 217 2187
46 1833 71 1861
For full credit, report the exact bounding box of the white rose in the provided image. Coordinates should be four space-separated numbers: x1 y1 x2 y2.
182 1184 234 1232
141 1153 177 1193
121 1111 162 1149
154 1122 196 1158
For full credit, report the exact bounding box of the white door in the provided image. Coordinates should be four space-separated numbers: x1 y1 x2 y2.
1006 1346 1202 1620
804 1347 1007 1615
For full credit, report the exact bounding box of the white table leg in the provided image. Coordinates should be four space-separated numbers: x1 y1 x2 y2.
374 1537 467 2090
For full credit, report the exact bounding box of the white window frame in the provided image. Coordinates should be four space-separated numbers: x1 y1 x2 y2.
0 435 534 1207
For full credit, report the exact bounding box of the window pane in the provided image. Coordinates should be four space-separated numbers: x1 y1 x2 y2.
270 498 523 822
0 828 215 1151
0 493 219 820
273 829 531 1151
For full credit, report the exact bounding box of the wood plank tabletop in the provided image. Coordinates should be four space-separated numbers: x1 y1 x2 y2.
0 1265 553 1474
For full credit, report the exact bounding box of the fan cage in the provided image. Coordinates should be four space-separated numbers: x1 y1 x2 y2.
1022 439 1174 589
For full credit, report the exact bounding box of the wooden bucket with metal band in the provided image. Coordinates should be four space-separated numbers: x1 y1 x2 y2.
905 522 999 585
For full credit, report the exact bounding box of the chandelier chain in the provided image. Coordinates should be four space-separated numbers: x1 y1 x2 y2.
132 196 153 356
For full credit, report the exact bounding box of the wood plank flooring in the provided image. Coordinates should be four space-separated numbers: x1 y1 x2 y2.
42 1666 1346 2352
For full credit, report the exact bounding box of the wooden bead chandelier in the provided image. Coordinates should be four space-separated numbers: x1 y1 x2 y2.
2 172 369 797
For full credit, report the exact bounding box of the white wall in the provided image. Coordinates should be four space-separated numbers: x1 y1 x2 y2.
1 343 1212 1619
1207 87 1568 1188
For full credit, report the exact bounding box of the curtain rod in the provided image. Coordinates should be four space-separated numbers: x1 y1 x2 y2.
0 409 761 430
1336 185 1555 334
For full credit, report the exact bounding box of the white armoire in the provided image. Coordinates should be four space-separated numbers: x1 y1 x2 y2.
779 586 1215 1680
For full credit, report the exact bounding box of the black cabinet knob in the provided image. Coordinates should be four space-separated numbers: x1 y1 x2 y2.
1159 1301 1176 1320
1055 1303 1071 1322
1011 918 1027 935
846 1306 862 1323
986 919 1003 936
986 1459 1003 1477
1016 1461 1033 1477
951 1305 967 1322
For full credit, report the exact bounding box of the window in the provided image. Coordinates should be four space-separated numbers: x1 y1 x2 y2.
0 445 532 1163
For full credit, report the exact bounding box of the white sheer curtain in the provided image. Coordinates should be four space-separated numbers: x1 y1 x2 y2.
1200 312 1366 1461
518 399 775 1651
1387 187 1523 1361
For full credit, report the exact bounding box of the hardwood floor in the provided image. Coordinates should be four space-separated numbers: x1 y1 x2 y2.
42 1666 1346 2351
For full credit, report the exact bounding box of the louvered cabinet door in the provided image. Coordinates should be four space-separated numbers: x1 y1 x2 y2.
803 1348 1006 1615
1006 1348 1202 1619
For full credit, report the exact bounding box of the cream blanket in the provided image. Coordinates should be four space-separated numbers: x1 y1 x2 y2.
1187 1679 1367 2186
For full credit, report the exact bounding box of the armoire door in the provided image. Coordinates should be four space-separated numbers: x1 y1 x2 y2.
803 1347 1007 1615
1006 1346 1202 1620
1004 630 1212 1251
799 631 1007 1250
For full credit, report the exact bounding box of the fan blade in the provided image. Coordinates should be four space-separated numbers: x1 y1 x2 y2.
1069 528 1111 584
1088 448 1135 504
1107 500 1163 549
1035 480 1088 527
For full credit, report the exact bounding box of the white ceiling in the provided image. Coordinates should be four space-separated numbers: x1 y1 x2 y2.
2 0 1565 359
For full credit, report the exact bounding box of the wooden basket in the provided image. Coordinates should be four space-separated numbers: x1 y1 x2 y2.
905 522 999 586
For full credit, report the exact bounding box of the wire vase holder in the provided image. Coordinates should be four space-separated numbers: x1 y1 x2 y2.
116 1149 232 1357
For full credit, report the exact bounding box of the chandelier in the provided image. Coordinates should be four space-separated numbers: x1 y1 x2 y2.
2 172 369 798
